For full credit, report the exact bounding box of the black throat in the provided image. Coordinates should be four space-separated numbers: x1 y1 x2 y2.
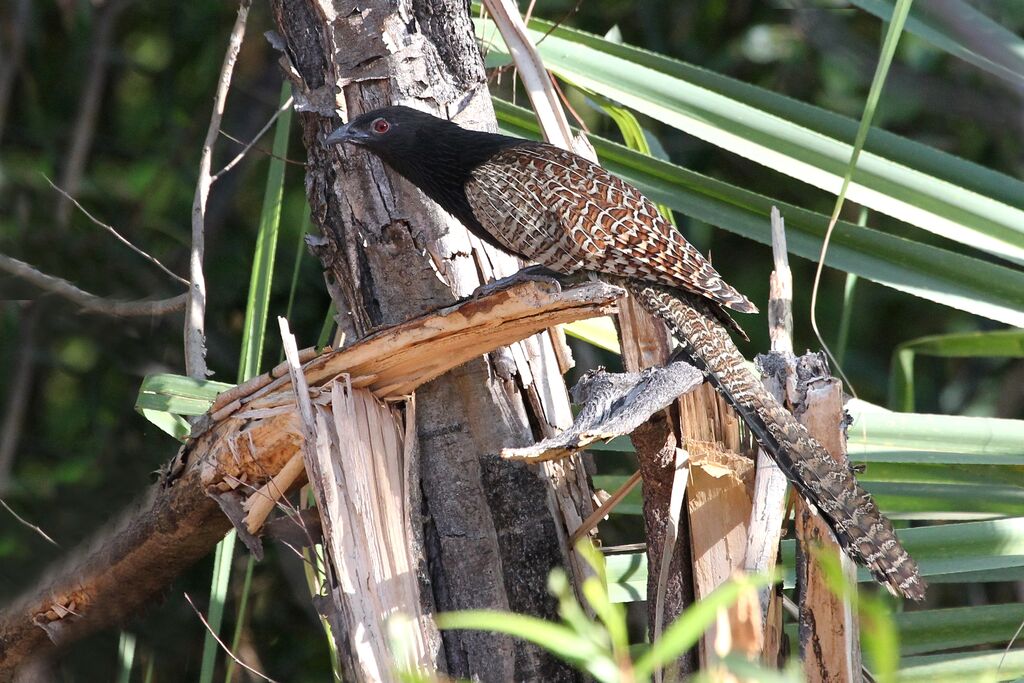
364 118 527 252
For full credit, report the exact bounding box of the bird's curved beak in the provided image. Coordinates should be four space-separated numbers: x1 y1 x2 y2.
325 121 367 145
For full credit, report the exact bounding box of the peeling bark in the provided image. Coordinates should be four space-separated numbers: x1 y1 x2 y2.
270 1 592 679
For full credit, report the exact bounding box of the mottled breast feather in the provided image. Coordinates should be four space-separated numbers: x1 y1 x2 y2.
465 143 757 315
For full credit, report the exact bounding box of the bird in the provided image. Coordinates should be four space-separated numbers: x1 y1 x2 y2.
326 105 925 601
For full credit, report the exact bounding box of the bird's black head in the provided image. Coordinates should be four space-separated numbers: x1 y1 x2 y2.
325 106 441 159
325 106 523 228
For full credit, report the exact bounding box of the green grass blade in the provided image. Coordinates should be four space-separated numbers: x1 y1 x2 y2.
477 17 1024 265
316 301 337 350
608 518 1024 601
198 531 236 683
136 409 191 441
223 556 255 683
836 272 858 366
605 552 646 604
835 207 867 365
792 0 904 388
135 373 234 440
117 631 136 683
632 574 773 679
891 329 1024 358
201 81 292 683
494 99 1024 327
825 0 913 228
238 81 293 380
436 610 619 681
849 0 1024 89
788 517 1024 586
890 346 918 412
135 374 233 416
594 400 1024 468
284 206 312 324
588 92 676 225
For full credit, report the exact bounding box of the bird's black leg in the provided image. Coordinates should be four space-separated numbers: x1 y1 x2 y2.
470 264 578 299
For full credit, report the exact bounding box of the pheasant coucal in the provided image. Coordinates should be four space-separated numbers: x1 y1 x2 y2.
326 105 924 600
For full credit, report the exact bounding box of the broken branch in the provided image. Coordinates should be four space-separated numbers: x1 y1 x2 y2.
0 278 619 678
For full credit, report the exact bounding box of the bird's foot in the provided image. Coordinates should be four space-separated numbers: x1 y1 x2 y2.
470 265 570 299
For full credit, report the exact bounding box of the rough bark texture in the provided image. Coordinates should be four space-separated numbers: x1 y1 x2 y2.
0 471 229 682
270 2 590 680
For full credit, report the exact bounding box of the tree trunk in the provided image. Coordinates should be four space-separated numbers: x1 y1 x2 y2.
269 1 592 680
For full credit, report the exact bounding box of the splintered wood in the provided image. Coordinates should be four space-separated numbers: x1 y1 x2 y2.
0 279 620 678
186 279 620 501
793 359 862 683
283 316 431 681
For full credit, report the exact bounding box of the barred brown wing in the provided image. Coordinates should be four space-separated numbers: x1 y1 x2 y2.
467 144 757 314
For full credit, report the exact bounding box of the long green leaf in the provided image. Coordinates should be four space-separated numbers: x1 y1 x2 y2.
564 316 621 353
896 603 1024 656
847 400 1024 466
850 0 1024 89
198 531 236 683
897 649 1024 681
135 374 233 416
117 631 136 683
134 373 234 440
590 400 1024 468
589 93 677 225
607 517 1024 602
493 99 1024 327
889 329 1024 411
477 17 1024 265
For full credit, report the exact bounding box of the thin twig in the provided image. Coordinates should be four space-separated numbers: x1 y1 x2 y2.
186 0 252 379
43 174 188 285
549 74 590 133
999 616 1024 671
536 0 583 45
218 130 306 168
212 96 296 181
0 496 57 547
744 206 793 648
183 593 279 683
0 253 186 316
570 469 642 544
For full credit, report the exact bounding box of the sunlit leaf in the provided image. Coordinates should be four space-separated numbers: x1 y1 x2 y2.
494 99 1024 328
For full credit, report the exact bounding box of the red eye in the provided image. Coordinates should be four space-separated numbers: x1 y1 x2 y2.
372 118 390 134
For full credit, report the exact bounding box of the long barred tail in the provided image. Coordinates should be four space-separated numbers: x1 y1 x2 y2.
627 281 925 600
